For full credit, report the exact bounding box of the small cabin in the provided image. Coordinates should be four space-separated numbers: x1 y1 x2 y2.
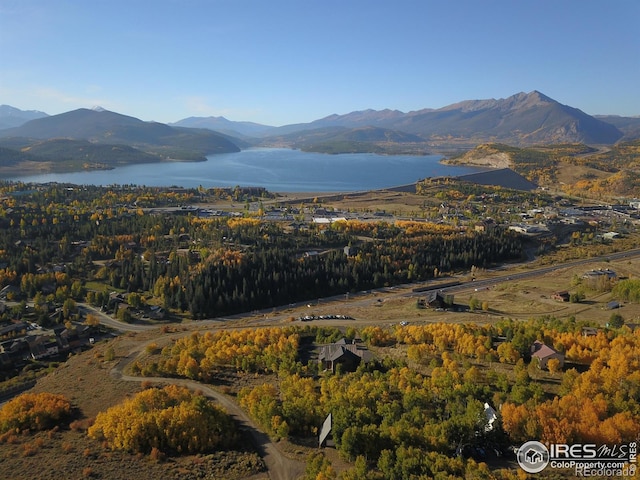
552 291 570 302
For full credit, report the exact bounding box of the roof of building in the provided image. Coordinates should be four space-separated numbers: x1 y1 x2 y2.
531 340 563 359
318 344 360 362
319 413 332 447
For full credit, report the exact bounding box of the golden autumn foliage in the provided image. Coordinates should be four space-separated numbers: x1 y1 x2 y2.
395 220 459 236
87 385 236 455
330 220 386 235
501 329 640 444
202 248 244 268
158 327 300 378
550 329 610 364
0 267 17 288
0 392 73 433
331 219 460 238
395 323 492 359
226 217 261 230
563 171 640 199
361 326 394 346
238 383 283 436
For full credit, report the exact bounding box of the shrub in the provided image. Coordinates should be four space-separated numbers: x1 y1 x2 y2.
0 392 73 433
88 385 237 455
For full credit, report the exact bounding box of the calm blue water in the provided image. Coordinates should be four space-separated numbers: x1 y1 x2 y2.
3 148 484 192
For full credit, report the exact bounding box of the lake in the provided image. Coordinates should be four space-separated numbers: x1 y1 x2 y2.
3 148 485 192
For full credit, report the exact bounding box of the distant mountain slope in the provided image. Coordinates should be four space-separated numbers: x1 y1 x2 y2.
22 139 163 164
0 146 45 167
171 116 273 138
170 92 628 148
267 125 424 144
0 138 165 171
595 115 640 141
0 108 241 158
263 126 429 154
0 105 49 130
301 91 623 146
309 109 408 129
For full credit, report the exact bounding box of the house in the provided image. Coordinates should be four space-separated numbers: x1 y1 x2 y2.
582 269 617 281
344 245 358 257
551 291 570 302
531 341 565 370
318 338 369 373
581 327 599 337
483 403 498 432
28 336 59 360
0 322 29 338
0 285 21 300
58 324 91 350
108 292 126 308
0 338 29 357
124 241 138 251
148 305 165 320
424 291 454 309
318 341 361 373
0 338 30 368
474 219 496 232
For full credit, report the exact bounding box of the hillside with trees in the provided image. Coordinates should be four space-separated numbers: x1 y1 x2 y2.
1 180 640 478
0 108 241 172
445 143 595 185
129 319 639 478
0 183 523 323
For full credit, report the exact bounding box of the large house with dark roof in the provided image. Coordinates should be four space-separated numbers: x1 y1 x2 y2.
318 338 371 373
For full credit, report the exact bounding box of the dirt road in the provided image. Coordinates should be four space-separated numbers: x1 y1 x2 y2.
110 349 306 480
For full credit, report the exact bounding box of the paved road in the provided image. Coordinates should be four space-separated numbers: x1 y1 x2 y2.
242 248 640 322
111 347 305 480
84 248 640 331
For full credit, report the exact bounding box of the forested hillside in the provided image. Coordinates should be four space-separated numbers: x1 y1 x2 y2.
1 181 639 478
0 183 522 322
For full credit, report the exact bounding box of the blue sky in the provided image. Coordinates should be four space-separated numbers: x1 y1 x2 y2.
1 0 639 125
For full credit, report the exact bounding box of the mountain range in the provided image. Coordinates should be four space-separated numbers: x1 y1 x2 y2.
0 105 48 130
171 91 639 147
1 92 639 171
0 107 241 169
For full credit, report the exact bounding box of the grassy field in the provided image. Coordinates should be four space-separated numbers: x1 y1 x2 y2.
264 253 640 330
